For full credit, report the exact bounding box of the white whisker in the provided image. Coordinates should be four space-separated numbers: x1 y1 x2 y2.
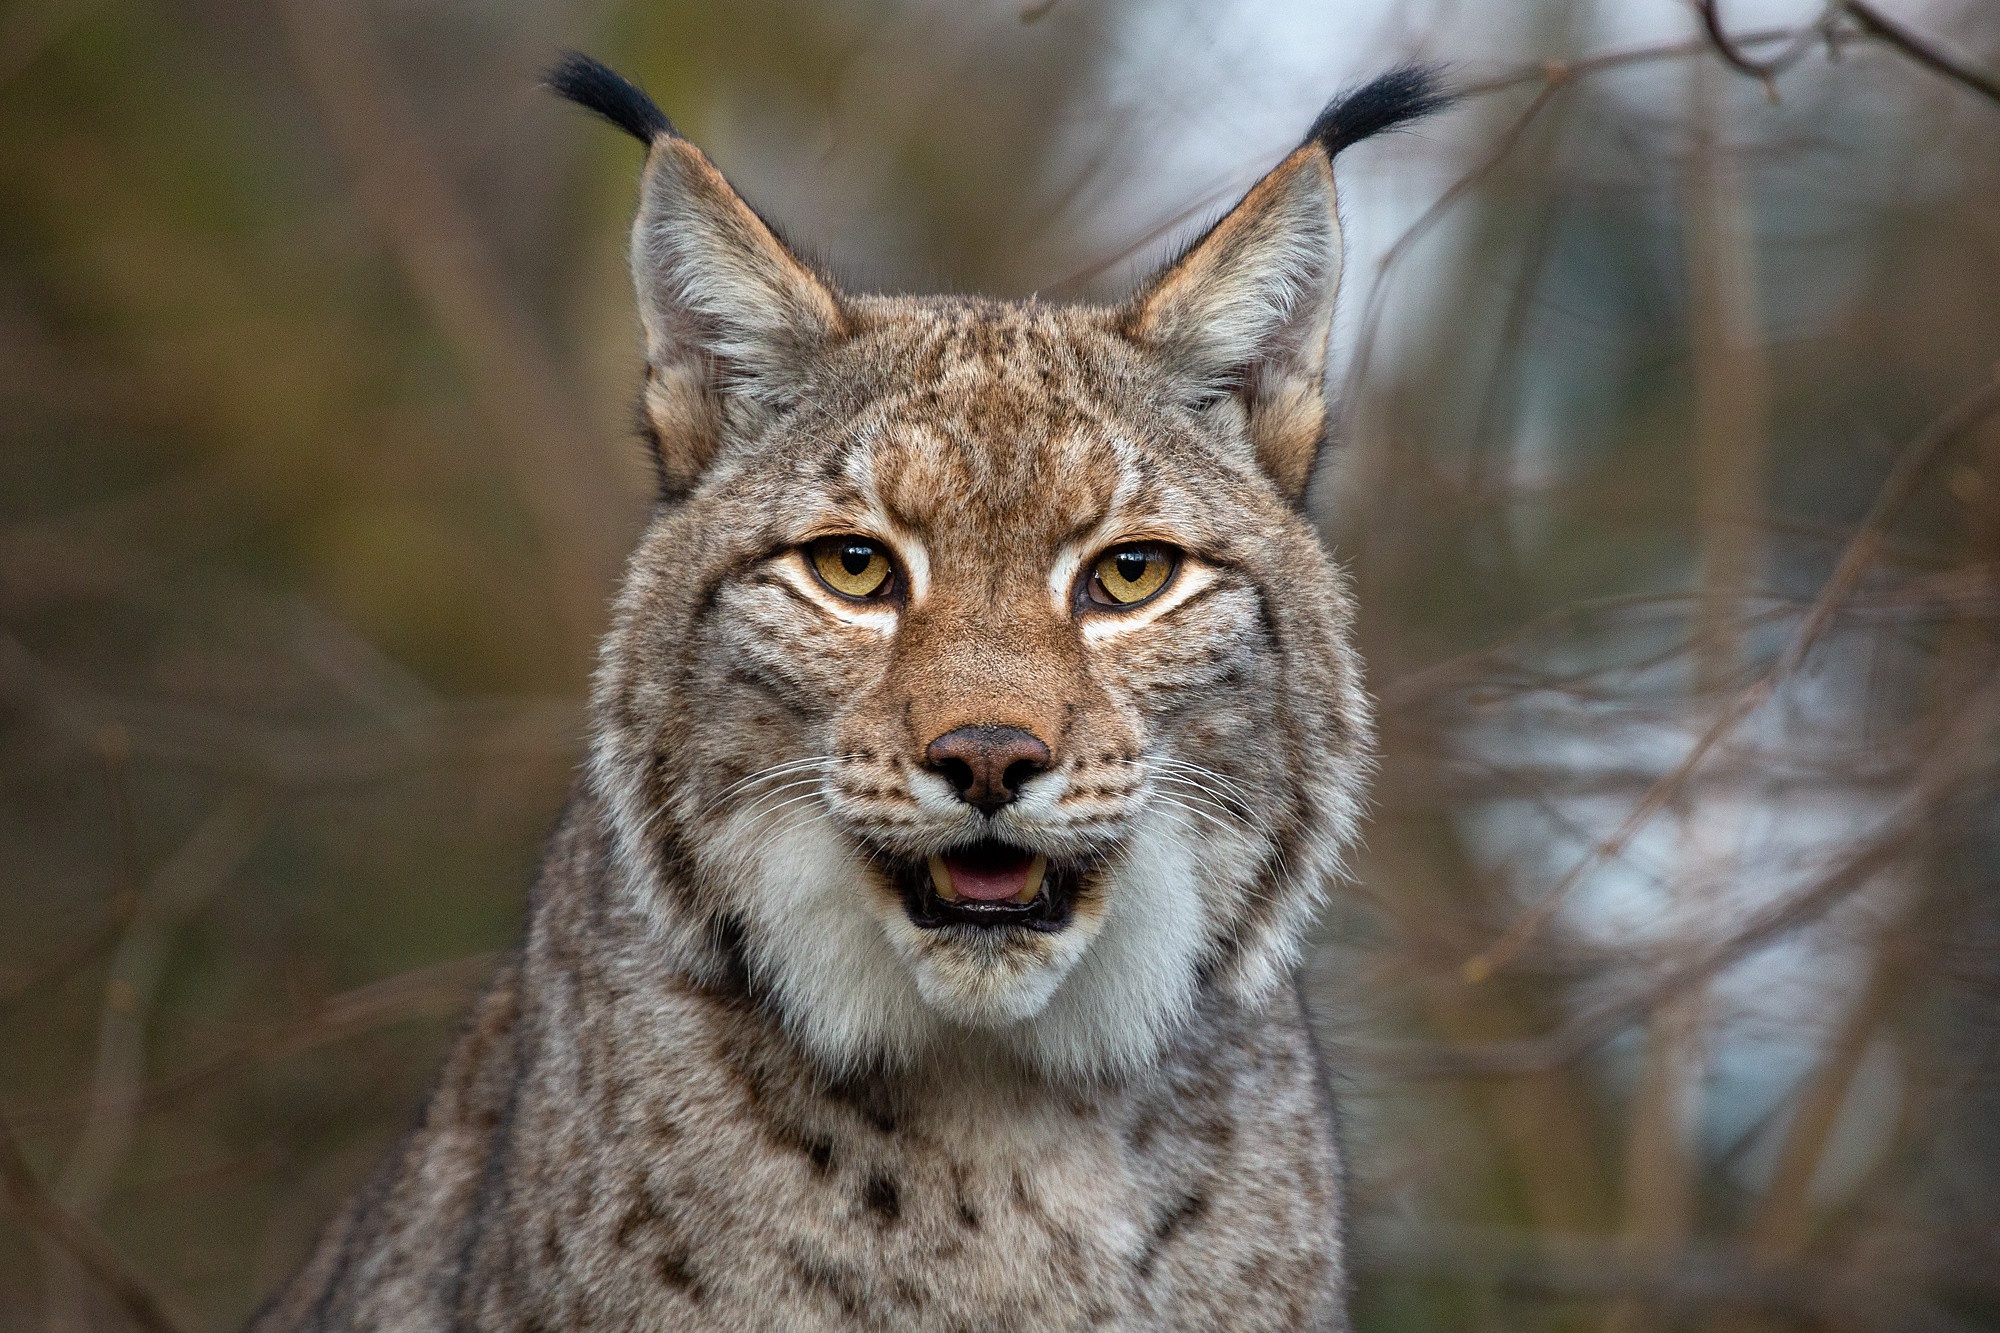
735 775 836 823
704 754 849 814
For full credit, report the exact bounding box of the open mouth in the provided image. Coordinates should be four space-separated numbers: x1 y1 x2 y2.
896 841 1079 932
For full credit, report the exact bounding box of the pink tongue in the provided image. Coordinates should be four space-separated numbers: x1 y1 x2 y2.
944 854 1033 902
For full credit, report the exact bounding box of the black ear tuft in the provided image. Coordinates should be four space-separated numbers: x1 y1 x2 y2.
545 51 675 146
1305 64 1453 157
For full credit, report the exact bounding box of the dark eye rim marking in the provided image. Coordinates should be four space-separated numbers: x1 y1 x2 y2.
803 533 900 603
1078 541 1181 613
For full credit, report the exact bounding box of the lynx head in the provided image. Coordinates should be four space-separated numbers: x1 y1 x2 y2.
555 55 1444 1084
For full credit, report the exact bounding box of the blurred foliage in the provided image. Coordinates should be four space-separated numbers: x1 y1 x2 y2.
2 1 1998 1329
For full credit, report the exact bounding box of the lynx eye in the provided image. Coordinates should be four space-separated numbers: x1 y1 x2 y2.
1086 543 1177 608
808 535 894 600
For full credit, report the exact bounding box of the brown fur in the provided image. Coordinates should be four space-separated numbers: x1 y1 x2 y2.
250 59 1419 1331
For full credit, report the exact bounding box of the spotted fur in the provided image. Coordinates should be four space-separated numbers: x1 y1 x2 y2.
252 55 1448 1332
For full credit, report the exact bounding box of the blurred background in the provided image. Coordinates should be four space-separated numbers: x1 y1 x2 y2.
2 0 1997 1328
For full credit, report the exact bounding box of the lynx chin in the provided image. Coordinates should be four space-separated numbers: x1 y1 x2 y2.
252 52 1448 1332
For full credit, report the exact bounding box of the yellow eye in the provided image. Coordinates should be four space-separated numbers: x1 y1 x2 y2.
1088 544 1176 607
809 535 894 600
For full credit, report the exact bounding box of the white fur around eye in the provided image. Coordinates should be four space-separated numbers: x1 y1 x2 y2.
779 557 900 632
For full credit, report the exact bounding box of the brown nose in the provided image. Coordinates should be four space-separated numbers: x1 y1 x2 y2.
924 725 1052 815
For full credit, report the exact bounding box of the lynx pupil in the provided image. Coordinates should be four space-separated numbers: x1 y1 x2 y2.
808 534 892 599
1116 551 1147 583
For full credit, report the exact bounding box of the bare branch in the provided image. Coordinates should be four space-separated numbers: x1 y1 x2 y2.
1343 80 1564 406
8 954 498 1130
56 795 271 1216
1696 0 1837 91
1370 660 2000 1077
0 1111 184 1333
1846 0 2000 108
0 627 583 789
1357 1225 1983 1333
1461 368 2000 982
274 0 632 662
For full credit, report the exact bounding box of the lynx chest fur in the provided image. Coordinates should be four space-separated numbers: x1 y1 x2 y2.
252 55 1445 1333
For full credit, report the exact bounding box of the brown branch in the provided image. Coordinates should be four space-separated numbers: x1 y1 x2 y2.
56 795 272 1216
7 954 498 1130
1846 0 2000 108
1374 657 2000 1078
1343 79 1565 405
1696 0 1835 91
1357 1225 1976 1332
1044 26 1825 303
0 626 584 789
0 909 126 1015
274 0 631 663
1461 368 2000 983
1455 27 1814 99
0 1111 184 1333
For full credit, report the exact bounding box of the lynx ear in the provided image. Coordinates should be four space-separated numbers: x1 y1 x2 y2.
1122 67 1448 499
548 54 847 497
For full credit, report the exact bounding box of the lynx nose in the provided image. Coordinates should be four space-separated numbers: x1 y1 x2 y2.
924 725 1051 815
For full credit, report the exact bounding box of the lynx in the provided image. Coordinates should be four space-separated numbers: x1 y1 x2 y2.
251 53 1446 1332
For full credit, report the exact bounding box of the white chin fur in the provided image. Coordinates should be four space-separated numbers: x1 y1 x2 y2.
701 802 1222 1083
880 902 1094 1029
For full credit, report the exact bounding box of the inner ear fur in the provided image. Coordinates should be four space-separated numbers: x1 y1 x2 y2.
1122 144 1341 501
631 137 849 496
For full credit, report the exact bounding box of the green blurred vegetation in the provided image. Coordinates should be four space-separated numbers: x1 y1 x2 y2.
2 1 1998 1329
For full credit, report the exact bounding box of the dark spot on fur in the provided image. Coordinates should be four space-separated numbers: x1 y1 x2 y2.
827 1076 899 1134
861 1171 901 1223
789 1243 869 1320
946 1161 980 1232
1009 1168 1057 1234
613 1187 662 1249
761 1116 836 1175
655 1248 705 1303
1135 1191 1208 1278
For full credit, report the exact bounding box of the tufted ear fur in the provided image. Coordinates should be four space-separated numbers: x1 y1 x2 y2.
1121 67 1448 500
548 54 848 498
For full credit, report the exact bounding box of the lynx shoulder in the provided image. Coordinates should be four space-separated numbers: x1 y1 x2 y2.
250 53 1447 1332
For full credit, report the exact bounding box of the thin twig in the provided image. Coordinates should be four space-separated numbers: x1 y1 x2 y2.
1380 657 2000 1076
1343 79 1564 407
1845 0 2000 108
1462 368 2000 982
0 1111 184 1333
8 954 498 1130
55 795 272 1216
275 0 631 663
0 912 127 1015
1357 1224 1979 1332
1696 0 1837 92
0 626 583 789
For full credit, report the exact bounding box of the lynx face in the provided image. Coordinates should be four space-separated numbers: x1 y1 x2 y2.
571 61 1407 1083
